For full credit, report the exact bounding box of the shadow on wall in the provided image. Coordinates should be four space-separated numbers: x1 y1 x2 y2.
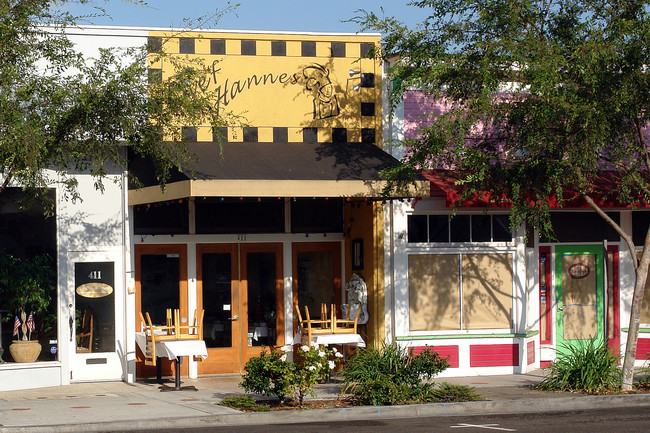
408 251 513 332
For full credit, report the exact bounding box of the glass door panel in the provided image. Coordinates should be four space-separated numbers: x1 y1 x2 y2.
292 242 342 328
197 244 240 374
202 253 233 348
245 252 278 347
240 243 284 367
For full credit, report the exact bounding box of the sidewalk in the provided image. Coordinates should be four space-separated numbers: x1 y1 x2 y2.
1 371 650 432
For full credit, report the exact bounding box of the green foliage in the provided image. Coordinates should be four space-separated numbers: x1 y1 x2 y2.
240 344 342 406
0 0 237 207
342 343 449 405
425 382 484 403
0 252 56 340
537 339 621 393
240 347 292 402
354 0 650 391
355 0 650 237
219 395 270 412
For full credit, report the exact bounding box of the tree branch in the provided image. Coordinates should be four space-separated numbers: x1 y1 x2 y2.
583 193 638 271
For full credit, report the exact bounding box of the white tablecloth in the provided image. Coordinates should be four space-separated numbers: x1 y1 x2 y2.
135 332 208 360
293 332 366 347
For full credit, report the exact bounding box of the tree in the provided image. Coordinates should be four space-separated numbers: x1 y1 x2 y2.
355 0 650 389
0 0 235 209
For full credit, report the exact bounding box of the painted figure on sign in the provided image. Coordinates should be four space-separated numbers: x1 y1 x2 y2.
303 63 340 119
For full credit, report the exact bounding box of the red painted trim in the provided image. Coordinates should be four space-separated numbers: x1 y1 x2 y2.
540 360 552 368
470 344 519 367
607 246 620 359
636 339 650 360
423 169 650 209
636 338 650 359
527 341 535 365
539 247 552 344
411 345 459 368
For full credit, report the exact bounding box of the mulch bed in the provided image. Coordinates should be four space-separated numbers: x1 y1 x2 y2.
237 397 357 411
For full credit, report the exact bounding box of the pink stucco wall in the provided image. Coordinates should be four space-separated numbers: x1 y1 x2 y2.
403 90 448 140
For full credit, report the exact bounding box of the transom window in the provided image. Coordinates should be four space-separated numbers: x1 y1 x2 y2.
407 214 511 243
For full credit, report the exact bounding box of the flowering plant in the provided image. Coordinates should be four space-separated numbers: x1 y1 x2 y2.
240 347 292 402
240 343 343 406
290 342 343 406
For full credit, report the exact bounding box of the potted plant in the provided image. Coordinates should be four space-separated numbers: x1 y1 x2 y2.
0 252 56 363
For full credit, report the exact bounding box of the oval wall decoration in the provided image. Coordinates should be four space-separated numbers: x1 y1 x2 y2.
76 282 113 298
568 263 590 279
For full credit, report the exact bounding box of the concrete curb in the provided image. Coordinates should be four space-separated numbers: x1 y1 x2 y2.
3 393 650 433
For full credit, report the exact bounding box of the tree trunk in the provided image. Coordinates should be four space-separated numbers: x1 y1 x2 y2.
621 228 650 390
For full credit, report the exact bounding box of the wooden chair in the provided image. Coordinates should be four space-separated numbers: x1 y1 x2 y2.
294 301 310 344
174 309 205 341
332 303 360 334
165 309 175 335
299 303 333 343
139 311 157 366
76 310 93 353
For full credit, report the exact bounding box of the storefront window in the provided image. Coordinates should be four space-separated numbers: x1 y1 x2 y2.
408 253 513 332
0 188 57 363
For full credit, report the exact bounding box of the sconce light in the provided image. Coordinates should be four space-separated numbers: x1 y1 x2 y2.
349 69 361 76
353 84 360 92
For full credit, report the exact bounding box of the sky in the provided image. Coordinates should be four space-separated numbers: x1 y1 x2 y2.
65 0 424 33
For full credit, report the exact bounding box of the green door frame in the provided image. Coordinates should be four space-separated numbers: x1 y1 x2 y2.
555 245 605 356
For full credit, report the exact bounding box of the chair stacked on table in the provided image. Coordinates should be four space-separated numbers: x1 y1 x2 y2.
294 302 360 345
139 308 205 366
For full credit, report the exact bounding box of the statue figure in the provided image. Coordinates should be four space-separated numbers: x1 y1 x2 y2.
341 273 369 325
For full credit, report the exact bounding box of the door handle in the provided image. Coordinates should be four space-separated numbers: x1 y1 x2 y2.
229 315 239 321
557 307 564 311
69 316 74 342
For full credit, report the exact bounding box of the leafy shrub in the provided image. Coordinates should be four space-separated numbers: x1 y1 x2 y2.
219 395 270 412
537 339 621 393
240 344 342 406
342 343 450 405
240 347 292 402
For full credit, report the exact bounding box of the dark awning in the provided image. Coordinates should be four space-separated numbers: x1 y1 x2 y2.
128 142 429 205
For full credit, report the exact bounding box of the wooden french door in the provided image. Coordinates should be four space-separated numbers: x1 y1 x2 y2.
197 243 284 374
135 244 188 378
292 242 342 327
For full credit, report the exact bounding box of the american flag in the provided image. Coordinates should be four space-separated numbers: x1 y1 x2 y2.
12 316 20 337
26 312 35 333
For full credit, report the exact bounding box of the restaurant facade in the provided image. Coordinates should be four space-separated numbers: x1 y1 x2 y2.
0 26 427 391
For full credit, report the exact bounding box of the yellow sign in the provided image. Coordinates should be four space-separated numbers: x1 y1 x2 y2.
76 283 113 298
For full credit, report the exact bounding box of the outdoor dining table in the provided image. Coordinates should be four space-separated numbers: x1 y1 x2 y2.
135 331 208 391
292 332 366 347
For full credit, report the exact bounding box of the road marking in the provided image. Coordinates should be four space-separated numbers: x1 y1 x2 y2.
450 423 516 431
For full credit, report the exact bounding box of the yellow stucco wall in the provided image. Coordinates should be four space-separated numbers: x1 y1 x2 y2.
148 31 382 144
344 200 385 347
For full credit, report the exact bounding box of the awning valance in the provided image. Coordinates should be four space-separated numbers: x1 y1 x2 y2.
423 169 649 209
128 142 429 206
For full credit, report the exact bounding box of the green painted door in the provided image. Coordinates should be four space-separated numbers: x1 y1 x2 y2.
555 245 605 356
